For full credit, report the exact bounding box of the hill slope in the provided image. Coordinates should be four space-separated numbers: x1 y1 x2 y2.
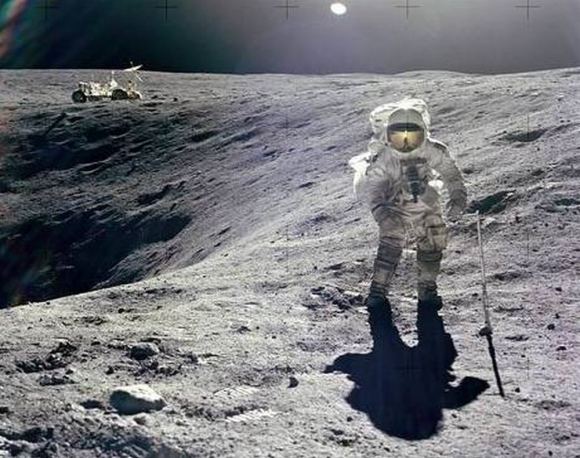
0 68 578 457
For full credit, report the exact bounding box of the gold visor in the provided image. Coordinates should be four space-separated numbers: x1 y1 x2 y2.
386 123 425 153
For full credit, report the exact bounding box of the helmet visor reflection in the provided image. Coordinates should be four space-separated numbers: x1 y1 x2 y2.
387 122 425 153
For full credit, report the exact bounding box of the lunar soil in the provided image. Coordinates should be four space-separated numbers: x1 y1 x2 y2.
0 68 578 457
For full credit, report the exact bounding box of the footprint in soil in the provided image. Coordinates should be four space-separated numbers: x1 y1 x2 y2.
15 340 79 373
184 385 275 423
305 285 364 310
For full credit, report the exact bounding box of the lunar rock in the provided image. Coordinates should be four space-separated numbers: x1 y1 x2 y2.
129 343 161 360
109 384 167 415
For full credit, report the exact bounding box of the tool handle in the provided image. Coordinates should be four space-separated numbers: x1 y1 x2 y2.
486 333 506 398
476 210 492 331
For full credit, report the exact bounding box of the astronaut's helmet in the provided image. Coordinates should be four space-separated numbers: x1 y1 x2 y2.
385 108 426 154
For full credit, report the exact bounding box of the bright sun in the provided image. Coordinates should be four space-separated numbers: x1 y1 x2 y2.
330 2 347 15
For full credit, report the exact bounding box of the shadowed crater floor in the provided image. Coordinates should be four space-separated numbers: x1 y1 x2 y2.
0 207 190 307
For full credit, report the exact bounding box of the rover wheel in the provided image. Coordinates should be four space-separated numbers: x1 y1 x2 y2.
72 90 87 103
111 89 129 101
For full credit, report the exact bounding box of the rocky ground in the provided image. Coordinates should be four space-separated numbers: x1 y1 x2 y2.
0 68 578 457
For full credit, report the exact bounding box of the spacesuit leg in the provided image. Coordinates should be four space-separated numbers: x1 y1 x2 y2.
369 214 406 298
415 209 448 302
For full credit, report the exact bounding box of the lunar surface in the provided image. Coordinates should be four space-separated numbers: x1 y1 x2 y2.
0 68 578 457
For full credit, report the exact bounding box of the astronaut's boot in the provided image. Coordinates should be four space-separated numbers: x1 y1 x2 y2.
417 249 443 310
365 238 403 316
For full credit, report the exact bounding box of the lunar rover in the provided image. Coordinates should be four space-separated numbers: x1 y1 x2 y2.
72 65 144 103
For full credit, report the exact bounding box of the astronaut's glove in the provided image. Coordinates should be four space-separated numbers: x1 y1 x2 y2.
446 190 467 222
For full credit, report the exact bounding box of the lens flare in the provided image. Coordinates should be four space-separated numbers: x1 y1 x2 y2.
0 0 28 58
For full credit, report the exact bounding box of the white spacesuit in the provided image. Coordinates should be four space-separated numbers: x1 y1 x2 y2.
348 98 467 308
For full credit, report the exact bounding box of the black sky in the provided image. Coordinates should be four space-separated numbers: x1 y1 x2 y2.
1 0 579 74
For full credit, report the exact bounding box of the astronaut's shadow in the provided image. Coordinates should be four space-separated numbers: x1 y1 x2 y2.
323 301 489 440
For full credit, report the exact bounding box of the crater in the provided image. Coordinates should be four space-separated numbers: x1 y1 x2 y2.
500 129 546 143
466 189 517 214
223 129 259 146
0 209 191 308
191 130 218 143
16 140 118 177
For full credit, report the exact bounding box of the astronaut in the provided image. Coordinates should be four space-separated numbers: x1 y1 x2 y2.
348 98 467 310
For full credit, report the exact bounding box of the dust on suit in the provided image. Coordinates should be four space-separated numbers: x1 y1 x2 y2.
348 98 467 302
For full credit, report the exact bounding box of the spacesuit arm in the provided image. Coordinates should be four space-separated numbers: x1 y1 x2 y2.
348 150 405 225
427 139 467 206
